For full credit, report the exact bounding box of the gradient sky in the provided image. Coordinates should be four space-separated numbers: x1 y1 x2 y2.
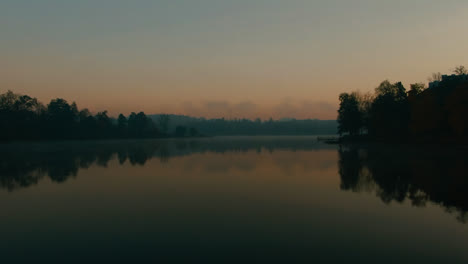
1 0 467 119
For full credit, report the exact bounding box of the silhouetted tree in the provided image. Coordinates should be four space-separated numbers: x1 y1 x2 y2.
0 91 164 141
0 92 45 140
117 114 128 137
428 72 442 82
337 92 363 136
368 81 409 139
46 98 77 138
128 112 159 138
174 126 187 137
409 83 425 96
95 111 113 137
78 109 97 138
454 65 468 75
337 66 468 142
158 114 170 134
189 127 199 137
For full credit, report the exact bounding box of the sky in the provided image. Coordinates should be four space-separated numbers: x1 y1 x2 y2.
1 0 467 119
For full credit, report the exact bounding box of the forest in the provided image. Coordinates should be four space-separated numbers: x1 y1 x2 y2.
337 66 468 143
150 114 337 136
0 91 162 140
0 90 337 141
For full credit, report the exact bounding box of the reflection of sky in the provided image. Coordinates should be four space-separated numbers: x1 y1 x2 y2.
1 0 468 118
0 145 468 262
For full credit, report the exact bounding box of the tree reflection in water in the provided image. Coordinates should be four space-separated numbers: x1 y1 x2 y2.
1 138 467 224
338 144 468 223
0 137 332 191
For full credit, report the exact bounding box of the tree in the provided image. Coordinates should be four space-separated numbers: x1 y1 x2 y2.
337 92 363 136
78 108 96 138
189 127 199 137
78 108 92 122
174 126 187 137
95 111 113 136
353 92 374 133
46 98 77 138
158 114 170 134
0 90 19 111
0 91 45 140
128 112 159 138
0 90 166 140
47 99 76 122
368 81 409 139
409 83 425 96
453 65 468 75
428 72 442 82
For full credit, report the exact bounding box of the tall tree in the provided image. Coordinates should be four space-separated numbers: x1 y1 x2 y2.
369 81 409 139
158 114 170 134
428 72 442 82
454 65 468 75
337 92 363 136
409 83 425 95
117 114 128 137
46 98 77 138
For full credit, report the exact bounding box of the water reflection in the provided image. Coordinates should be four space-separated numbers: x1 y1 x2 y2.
1 138 467 225
1 138 468 262
0 137 333 192
338 144 468 223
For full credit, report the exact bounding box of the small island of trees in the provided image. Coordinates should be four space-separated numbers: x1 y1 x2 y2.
337 65 468 143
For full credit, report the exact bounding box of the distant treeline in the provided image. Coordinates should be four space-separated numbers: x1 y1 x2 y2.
0 91 165 140
338 66 468 143
0 90 337 141
150 114 337 136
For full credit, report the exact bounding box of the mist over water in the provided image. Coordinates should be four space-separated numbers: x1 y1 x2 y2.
1 137 467 263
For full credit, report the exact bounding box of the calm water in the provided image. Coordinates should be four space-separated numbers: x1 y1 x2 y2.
0 136 467 263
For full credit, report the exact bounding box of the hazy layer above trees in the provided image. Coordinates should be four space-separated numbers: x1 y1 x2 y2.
150 114 337 136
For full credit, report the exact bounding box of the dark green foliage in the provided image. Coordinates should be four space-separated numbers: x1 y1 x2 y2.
337 80 410 141
189 127 199 137
337 92 363 136
338 74 468 142
0 91 46 140
0 90 161 141
117 114 128 136
128 112 159 138
158 114 170 134
174 126 187 137
368 81 409 139
409 83 425 95
150 115 338 136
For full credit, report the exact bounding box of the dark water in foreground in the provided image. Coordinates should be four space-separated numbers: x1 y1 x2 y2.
0 136 467 263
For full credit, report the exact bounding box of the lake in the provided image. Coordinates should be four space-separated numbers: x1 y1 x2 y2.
0 136 467 263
